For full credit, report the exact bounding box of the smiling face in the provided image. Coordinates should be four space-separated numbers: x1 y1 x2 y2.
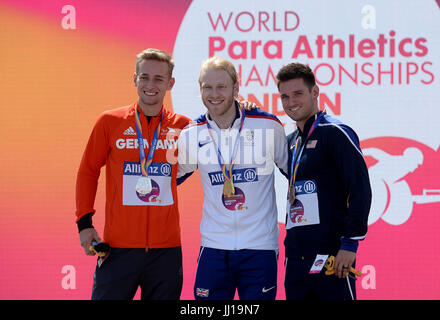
199 68 238 123
279 78 320 131
134 59 175 116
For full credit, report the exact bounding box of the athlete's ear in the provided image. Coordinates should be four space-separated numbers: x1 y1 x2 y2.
133 72 138 87
167 77 175 91
233 80 239 98
312 84 319 99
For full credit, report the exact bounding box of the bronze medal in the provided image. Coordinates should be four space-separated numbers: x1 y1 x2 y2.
223 179 235 198
289 184 296 204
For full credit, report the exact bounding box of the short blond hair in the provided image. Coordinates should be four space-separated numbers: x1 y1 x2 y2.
198 56 238 86
136 48 174 77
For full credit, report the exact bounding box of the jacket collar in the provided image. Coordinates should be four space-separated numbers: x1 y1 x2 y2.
206 100 241 130
299 110 324 136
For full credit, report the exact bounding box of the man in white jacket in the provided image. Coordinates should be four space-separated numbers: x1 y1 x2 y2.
177 56 288 300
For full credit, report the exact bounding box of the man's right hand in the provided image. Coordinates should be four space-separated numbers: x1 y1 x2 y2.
79 228 102 256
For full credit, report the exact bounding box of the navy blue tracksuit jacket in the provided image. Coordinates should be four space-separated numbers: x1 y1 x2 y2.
285 111 372 260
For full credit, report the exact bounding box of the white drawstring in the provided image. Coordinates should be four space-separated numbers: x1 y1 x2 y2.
346 276 354 300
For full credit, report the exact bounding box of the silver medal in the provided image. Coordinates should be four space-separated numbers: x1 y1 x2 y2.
136 176 152 195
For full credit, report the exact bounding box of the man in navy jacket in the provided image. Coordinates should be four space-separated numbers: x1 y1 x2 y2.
277 63 372 300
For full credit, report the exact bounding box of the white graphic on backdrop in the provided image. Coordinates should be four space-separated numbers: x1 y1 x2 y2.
364 147 440 225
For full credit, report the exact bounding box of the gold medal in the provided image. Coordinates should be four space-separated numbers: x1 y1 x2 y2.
223 179 235 198
289 184 296 204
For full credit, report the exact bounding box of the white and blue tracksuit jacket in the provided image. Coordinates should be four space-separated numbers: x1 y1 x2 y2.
177 103 288 251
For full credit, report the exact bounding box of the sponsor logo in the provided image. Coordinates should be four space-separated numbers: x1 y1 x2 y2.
209 168 258 186
160 163 172 176
294 180 317 195
123 162 172 177
262 286 276 293
161 127 177 136
198 139 212 148
123 126 136 135
303 180 317 194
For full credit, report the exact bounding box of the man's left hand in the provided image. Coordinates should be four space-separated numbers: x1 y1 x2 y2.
240 100 258 110
334 249 356 278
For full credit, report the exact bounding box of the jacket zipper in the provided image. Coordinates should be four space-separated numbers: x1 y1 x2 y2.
145 114 155 252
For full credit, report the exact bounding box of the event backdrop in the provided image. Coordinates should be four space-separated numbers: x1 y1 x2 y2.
0 0 439 299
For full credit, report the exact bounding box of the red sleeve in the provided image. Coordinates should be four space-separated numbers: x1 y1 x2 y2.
75 113 110 222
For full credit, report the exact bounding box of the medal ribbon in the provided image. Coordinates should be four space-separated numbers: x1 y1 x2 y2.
289 110 326 190
134 104 164 177
206 104 245 183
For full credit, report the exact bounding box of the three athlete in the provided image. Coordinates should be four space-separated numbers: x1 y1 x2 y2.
75 49 371 300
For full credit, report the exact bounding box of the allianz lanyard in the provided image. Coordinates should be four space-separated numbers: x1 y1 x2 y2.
134 104 164 177
206 106 245 183
289 111 326 189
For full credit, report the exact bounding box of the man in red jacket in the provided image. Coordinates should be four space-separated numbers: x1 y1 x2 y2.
76 48 191 300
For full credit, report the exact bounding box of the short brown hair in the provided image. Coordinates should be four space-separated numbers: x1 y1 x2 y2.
276 63 316 91
199 56 238 86
136 48 174 77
